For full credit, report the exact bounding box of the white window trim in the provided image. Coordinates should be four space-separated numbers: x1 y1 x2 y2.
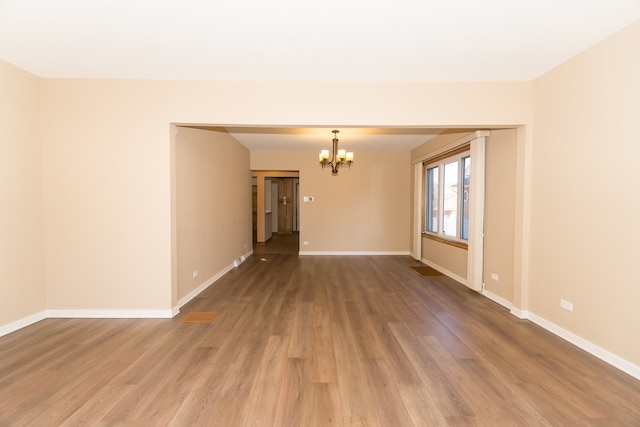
424 150 470 244
467 136 486 293
411 162 423 260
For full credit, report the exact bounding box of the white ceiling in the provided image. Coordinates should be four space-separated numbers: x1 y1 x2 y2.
2 0 639 150
195 126 467 151
1 0 638 82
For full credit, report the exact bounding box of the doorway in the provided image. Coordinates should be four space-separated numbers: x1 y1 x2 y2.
252 171 300 254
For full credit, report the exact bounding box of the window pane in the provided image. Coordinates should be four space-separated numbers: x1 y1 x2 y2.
426 167 438 232
443 161 458 238
461 156 471 240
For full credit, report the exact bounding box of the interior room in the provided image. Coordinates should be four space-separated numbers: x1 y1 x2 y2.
1 1 639 424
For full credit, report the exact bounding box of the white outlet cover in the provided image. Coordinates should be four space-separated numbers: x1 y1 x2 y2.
560 299 573 311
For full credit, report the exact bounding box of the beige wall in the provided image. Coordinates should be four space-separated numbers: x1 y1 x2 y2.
0 61 46 326
175 127 251 302
422 238 468 280
24 78 525 316
484 129 518 301
251 150 411 253
531 21 640 365
41 80 174 311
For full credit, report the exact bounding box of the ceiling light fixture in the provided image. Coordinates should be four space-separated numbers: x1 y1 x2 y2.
318 130 354 175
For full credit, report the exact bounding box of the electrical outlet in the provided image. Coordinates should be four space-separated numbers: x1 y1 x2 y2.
303 241 309 245
192 270 198 279
560 299 573 312
491 273 499 281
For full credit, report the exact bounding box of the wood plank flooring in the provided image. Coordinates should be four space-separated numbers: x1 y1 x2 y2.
1 255 639 426
253 232 300 255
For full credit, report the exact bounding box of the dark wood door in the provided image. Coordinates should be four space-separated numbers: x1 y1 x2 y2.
278 178 293 234
252 184 257 239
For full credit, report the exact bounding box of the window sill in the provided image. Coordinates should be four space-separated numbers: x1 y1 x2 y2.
422 233 468 250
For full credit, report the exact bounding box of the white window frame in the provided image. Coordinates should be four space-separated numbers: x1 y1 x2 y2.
424 149 470 245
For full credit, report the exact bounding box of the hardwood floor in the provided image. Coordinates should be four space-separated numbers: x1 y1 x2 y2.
1 255 639 426
253 232 299 255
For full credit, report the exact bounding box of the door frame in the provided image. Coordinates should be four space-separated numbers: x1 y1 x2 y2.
251 170 300 243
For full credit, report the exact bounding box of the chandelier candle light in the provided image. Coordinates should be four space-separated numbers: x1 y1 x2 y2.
319 130 354 175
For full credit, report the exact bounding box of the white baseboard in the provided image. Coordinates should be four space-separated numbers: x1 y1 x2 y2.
299 251 410 256
46 309 175 319
495 304 640 381
419 258 468 286
523 312 640 381
482 290 513 310
479 285 640 381
176 263 235 310
0 308 176 338
0 311 48 338
510 307 528 319
175 249 254 312
1 251 255 337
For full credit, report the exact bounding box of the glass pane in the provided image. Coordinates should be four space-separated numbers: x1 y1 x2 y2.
426 167 438 232
461 156 471 240
443 161 458 237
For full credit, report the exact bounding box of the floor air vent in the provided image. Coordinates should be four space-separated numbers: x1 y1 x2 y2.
233 255 246 268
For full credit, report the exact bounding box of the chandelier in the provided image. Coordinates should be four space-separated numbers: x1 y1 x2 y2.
318 130 354 175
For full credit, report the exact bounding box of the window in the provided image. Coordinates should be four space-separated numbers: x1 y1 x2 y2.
424 147 470 243
425 166 438 233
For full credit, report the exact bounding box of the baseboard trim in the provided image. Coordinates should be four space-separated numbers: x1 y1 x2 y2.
482 290 513 310
523 312 640 381
0 308 176 339
176 263 235 310
175 249 254 311
299 251 410 256
46 309 175 319
0 311 48 338
0 251 255 337
510 307 528 319
419 258 468 286
481 286 640 381
497 305 640 381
